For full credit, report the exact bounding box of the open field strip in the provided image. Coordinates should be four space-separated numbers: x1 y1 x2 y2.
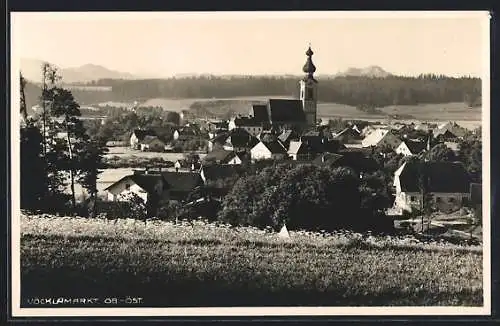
20 215 482 307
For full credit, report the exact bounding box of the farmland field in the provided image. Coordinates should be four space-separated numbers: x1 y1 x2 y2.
20 215 483 307
105 147 207 161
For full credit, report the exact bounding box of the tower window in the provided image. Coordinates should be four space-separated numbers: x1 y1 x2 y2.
306 88 314 100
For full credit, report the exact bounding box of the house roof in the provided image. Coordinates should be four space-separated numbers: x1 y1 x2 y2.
160 172 203 192
104 174 163 194
403 140 427 154
362 129 390 147
260 140 288 154
333 127 362 139
288 140 317 156
132 129 157 141
267 99 306 124
201 165 243 183
233 116 262 127
203 149 236 163
396 161 471 193
278 129 299 144
252 104 270 124
211 131 230 145
226 128 259 148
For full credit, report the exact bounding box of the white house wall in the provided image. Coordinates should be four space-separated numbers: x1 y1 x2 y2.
251 142 272 161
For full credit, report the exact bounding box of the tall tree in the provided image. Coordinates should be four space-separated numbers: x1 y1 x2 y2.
76 136 108 217
46 87 86 212
20 72 28 123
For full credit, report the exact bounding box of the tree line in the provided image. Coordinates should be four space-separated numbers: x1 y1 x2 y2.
24 74 481 110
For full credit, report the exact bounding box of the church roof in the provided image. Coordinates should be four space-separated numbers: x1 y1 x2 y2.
252 104 270 123
267 99 306 124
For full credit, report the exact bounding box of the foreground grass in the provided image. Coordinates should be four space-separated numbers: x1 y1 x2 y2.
20 215 483 307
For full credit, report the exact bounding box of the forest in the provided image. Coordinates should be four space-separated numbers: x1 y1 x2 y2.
24 74 481 111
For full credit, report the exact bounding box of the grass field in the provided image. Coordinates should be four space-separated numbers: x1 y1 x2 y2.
20 215 483 307
105 147 207 161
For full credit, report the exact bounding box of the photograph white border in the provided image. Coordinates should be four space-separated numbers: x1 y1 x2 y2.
9 10 492 317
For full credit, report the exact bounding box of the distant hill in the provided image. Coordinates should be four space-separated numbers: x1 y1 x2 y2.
336 66 392 78
20 58 138 84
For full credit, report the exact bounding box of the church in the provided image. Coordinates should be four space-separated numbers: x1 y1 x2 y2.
231 45 319 132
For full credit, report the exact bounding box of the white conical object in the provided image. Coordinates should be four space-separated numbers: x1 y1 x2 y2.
278 224 290 238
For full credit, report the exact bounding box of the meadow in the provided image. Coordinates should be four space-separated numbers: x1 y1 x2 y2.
20 214 483 307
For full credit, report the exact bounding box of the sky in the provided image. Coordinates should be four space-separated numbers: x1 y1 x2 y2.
11 11 489 78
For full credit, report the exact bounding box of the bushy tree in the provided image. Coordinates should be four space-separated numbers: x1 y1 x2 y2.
425 143 457 162
218 164 371 232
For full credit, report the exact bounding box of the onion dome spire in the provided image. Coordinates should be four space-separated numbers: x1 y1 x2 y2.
302 44 317 81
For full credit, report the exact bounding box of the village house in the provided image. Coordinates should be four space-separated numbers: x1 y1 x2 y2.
202 148 243 165
228 116 264 136
433 121 467 141
130 129 157 150
332 125 363 145
208 128 259 154
200 119 228 133
395 140 428 157
287 140 315 161
140 135 165 152
392 161 471 214
105 170 204 204
250 140 288 161
173 124 201 141
361 128 402 150
277 129 301 150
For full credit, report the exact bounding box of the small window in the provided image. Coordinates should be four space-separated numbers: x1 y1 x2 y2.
410 196 416 201
125 183 131 190
436 197 442 203
448 197 455 203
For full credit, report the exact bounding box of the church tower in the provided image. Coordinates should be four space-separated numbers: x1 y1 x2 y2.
299 45 318 127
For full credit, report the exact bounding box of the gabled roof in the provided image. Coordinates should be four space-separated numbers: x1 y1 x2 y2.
362 129 391 147
396 161 471 193
203 149 237 163
252 104 270 124
403 140 427 154
288 141 314 155
267 99 306 124
160 172 203 193
132 129 157 141
104 174 163 193
210 131 230 145
259 140 288 154
201 164 243 183
278 129 299 144
333 126 362 139
225 128 259 148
